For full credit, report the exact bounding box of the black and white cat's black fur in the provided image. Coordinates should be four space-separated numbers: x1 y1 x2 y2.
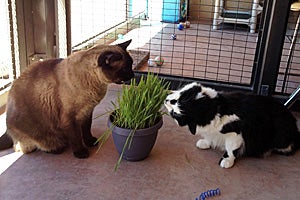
164 82 300 168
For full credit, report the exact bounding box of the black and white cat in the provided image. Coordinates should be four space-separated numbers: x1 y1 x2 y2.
164 82 300 168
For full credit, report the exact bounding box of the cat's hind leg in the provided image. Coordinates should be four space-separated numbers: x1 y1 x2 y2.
14 141 37 154
273 144 296 156
196 139 211 149
219 133 244 168
7 129 37 153
14 139 37 154
36 136 67 154
271 128 299 156
12 128 68 155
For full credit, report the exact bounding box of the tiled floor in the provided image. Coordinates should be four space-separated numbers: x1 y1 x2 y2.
125 22 258 85
0 84 300 200
122 21 300 94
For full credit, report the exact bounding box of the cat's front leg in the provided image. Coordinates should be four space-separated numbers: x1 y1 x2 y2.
219 133 244 168
65 122 89 158
219 152 235 168
196 139 211 149
81 113 98 147
70 137 89 159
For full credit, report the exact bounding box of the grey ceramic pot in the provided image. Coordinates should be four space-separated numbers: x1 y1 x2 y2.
108 114 163 161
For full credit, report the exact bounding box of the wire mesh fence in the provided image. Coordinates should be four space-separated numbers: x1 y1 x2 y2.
71 0 263 89
1 0 299 96
277 7 300 94
0 0 14 90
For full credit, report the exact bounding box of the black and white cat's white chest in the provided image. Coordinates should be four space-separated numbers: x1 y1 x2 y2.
194 112 242 151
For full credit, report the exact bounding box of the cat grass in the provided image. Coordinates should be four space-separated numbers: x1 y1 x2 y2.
96 72 170 170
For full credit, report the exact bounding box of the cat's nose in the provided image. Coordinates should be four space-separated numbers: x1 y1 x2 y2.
170 99 177 105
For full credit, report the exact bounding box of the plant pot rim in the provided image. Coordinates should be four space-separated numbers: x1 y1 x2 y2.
108 114 163 136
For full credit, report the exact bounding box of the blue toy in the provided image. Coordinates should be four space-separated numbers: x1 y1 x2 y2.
171 33 177 40
195 188 221 200
177 23 184 30
118 34 124 39
147 59 155 67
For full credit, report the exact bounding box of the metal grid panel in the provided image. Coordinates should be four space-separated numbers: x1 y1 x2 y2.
71 0 128 49
0 0 15 90
70 0 299 95
71 0 261 87
135 21 257 85
129 0 261 86
277 8 300 95
56 0 68 58
0 0 296 96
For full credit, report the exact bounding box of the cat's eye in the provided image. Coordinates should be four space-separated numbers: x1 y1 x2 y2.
170 99 177 105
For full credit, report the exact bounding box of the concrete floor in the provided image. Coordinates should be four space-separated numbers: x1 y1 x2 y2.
1 84 300 200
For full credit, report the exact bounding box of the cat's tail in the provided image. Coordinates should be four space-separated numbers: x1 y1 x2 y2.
0 131 13 150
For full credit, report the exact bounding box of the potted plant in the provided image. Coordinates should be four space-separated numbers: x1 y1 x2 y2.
97 73 169 170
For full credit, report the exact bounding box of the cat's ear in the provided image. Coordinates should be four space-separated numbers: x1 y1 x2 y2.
98 51 122 68
117 39 132 50
173 115 188 126
180 86 202 103
175 116 197 135
187 122 197 135
200 86 218 99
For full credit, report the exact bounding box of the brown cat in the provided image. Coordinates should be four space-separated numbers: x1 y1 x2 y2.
1 40 134 158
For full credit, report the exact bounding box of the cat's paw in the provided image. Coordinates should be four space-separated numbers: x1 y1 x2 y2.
85 136 98 147
196 139 211 149
219 157 234 168
47 147 65 154
73 148 89 159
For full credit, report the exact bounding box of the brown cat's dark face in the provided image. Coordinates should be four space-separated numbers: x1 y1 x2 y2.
97 40 134 84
